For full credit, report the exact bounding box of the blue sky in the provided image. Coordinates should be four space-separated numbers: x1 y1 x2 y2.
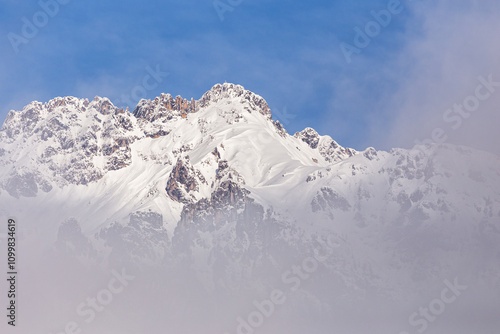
1 0 499 154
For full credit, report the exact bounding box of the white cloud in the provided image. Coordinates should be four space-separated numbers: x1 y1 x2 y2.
371 0 500 155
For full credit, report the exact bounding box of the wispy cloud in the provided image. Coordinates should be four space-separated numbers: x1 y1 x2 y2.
365 0 500 155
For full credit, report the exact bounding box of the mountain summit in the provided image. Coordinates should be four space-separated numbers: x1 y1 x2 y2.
0 83 356 193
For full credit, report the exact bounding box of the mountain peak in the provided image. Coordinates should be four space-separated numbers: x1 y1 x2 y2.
133 92 196 122
198 83 271 118
133 83 272 123
294 127 358 163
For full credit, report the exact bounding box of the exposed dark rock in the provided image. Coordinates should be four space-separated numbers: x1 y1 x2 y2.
198 83 271 117
295 127 320 149
55 218 95 259
98 211 169 264
166 157 204 203
311 187 351 212
4 172 39 198
133 94 197 122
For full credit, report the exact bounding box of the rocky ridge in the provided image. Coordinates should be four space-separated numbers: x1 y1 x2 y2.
0 83 499 304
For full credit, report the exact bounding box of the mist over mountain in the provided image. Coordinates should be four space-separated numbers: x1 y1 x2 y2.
1 83 499 334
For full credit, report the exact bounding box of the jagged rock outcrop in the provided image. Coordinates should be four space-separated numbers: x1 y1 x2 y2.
55 218 95 259
166 156 206 204
197 83 272 117
172 179 298 290
3 171 52 198
133 93 197 122
0 96 138 189
311 187 351 213
295 127 357 163
133 83 273 138
98 211 170 264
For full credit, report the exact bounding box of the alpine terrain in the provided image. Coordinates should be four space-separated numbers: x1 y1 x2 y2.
0 83 499 334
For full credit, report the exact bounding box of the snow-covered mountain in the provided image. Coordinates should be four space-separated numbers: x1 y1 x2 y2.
1 83 499 334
